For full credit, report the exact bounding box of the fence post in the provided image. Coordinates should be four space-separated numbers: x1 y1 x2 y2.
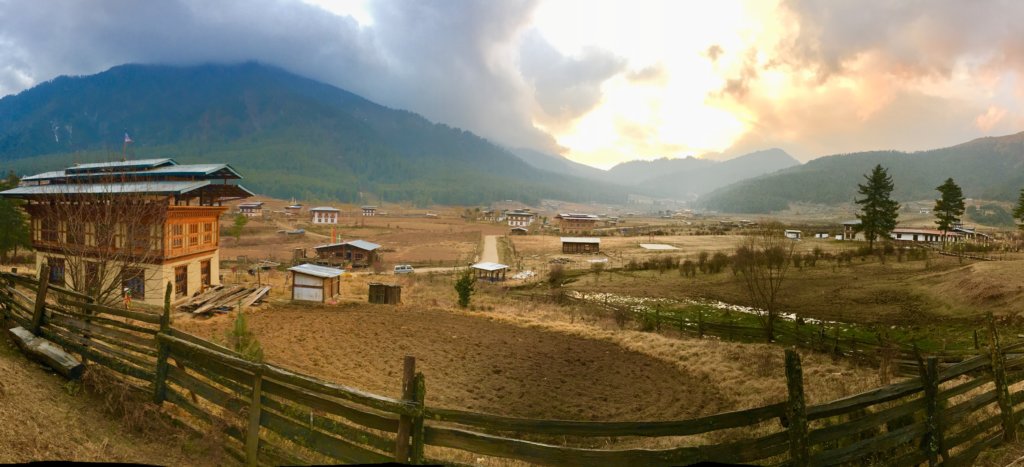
988 313 1016 442
153 282 172 405
395 356 416 463
410 371 426 464
785 349 809 467
30 263 51 335
246 369 264 466
919 356 945 465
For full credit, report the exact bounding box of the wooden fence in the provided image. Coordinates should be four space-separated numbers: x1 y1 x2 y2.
2 270 1023 466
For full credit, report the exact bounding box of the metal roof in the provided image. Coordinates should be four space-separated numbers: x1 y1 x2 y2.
0 180 209 197
310 206 340 211
892 228 961 236
560 237 600 244
288 263 344 278
471 262 508 271
22 162 241 182
65 158 176 174
238 201 264 207
557 213 599 219
314 240 381 251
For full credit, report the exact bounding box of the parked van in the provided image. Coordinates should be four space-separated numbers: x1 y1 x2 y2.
394 264 415 274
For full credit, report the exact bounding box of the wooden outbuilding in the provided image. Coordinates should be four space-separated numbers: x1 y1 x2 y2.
368 283 402 304
510 227 528 235
314 240 381 268
288 263 343 303
471 262 508 281
561 237 600 254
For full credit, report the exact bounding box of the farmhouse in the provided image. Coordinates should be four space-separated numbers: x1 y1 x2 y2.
555 213 599 234
1 158 253 305
471 262 508 281
841 220 864 241
890 228 962 243
310 206 340 224
288 263 343 303
361 205 377 216
314 239 381 267
285 203 303 216
561 237 600 254
784 229 802 240
506 209 535 227
237 201 264 218
481 209 496 221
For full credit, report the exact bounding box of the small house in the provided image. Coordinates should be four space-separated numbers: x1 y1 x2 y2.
561 237 600 254
510 227 528 235
814 233 829 239
361 206 377 217
238 201 264 218
471 262 508 281
314 239 381 267
481 209 496 221
285 203 303 216
506 209 535 227
310 206 340 224
890 228 961 243
784 230 802 240
555 213 599 234
841 220 863 241
288 263 343 303
368 283 402 304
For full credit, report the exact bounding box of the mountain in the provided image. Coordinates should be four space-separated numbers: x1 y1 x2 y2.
641 148 799 198
605 157 715 185
0 62 629 206
507 147 610 181
701 133 1024 213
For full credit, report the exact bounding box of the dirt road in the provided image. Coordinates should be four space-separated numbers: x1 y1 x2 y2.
480 235 499 263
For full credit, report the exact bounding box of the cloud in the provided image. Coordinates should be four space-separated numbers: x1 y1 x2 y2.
0 0 581 153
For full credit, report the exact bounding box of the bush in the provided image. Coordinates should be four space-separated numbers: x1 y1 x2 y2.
707 252 730 274
454 268 475 308
548 264 566 288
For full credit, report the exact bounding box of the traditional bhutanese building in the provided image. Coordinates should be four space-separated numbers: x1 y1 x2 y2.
237 201 264 218
310 206 340 224
0 158 253 305
555 213 599 234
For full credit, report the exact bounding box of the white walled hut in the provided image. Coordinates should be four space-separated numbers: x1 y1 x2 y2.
288 263 344 303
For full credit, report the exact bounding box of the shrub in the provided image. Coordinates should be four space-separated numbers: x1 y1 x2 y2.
225 312 264 362
548 264 566 288
454 268 475 307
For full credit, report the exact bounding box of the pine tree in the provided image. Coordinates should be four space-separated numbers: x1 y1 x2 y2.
0 171 30 263
854 164 900 251
454 268 475 308
1013 188 1024 230
934 178 965 244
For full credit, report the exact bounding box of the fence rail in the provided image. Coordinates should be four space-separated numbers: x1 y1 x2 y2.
1 270 1022 466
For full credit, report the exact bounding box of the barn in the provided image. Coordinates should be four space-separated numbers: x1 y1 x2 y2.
561 237 600 254
288 263 344 303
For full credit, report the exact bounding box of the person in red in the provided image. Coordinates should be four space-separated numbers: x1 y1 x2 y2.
123 287 132 310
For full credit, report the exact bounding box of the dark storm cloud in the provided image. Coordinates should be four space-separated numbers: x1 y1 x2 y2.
0 0 576 151
519 29 626 123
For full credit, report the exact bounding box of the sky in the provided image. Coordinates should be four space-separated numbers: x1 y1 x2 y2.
2 0 1024 169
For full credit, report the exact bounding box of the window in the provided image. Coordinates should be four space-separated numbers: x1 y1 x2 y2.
41 218 58 242
171 224 184 249
202 222 213 244
188 223 200 247
95 223 116 249
47 258 66 287
174 265 188 298
122 268 145 299
85 262 101 296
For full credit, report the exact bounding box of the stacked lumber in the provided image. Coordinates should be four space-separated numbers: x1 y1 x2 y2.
178 285 271 315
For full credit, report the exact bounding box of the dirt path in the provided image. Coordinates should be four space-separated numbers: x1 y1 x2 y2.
0 334 216 464
480 234 499 263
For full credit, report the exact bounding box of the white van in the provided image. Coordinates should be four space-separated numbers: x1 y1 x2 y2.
394 264 415 274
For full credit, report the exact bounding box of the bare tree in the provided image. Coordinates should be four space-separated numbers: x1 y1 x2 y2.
731 221 796 342
26 176 168 304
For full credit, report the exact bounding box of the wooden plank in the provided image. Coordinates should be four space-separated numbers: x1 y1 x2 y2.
423 402 786 437
809 421 927 466
807 379 924 420
785 349 809 467
943 411 1001 451
262 363 415 416
39 326 155 383
938 373 993 402
47 304 157 335
159 333 259 389
423 425 789 466
41 323 155 370
168 328 245 358
30 264 50 334
943 387 999 426
257 437 310 466
59 298 162 324
808 397 926 446
8 326 84 379
260 378 399 433
936 353 991 382
942 431 1003 467
167 365 248 414
395 356 416 462
260 408 393 464
241 286 270 308
259 393 395 454
245 372 263 466
165 387 246 444
47 313 157 353
988 313 1016 441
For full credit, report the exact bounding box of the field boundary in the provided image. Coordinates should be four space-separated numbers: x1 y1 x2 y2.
2 270 1023 466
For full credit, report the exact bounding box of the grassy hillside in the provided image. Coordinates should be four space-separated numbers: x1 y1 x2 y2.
0 63 628 206
702 133 1024 213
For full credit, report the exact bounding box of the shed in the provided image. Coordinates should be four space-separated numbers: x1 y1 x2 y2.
510 227 528 235
314 240 381 267
561 237 600 254
288 263 344 303
471 262 508 281
368 283 402 304
784 230 802 240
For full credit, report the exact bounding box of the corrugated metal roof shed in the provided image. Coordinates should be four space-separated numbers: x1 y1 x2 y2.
1 180 209 196
471 262 508 271
313 240 381 251
66 158 176 173
288 263 345 278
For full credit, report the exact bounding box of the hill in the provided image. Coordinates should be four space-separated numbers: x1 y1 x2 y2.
701 133 1024 213
507 147 612 182
606 157 715 185
640 148 799 198
0 63 628 206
